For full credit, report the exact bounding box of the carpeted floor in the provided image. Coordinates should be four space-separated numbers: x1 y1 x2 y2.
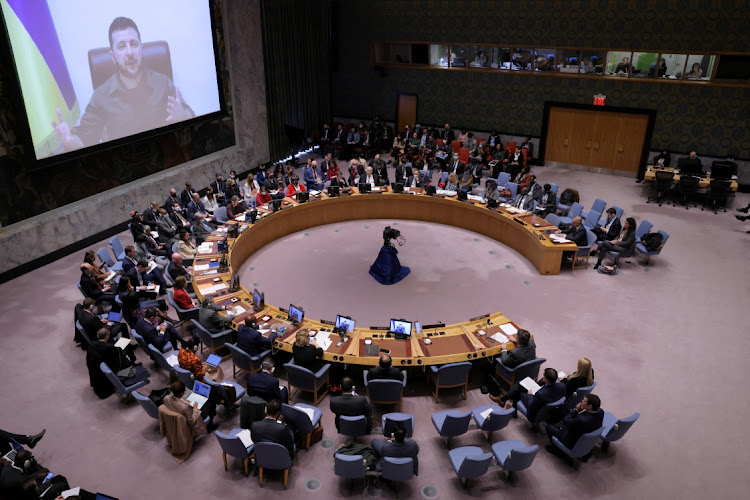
0 155 748 499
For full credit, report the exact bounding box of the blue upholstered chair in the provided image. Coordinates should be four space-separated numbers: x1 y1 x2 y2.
495 357 545 388
581 198 606 222
549 183 559 194
109 236 127 261
204 376 246 406
550 426 605 463
281 403 323 450
173 365 195 388
381 412 415 438
99 362 149 400
166 291 199 325
517 396 566 428
131 331 172 365
499 182 517 203
338 415 369 439
496 172 511 187
190 319 233 358
334 453 366 490
431 410 472 449
74 320 93 348
97 247 123 272
545 213 562 227
363 369 407 410
635 229 669 265
381 457 415 493
226 342 268 379
428 361 472 403
564 382 597 411
215 428 254 476
133 391 159 420
283 359 330 405
471 404 514 441
254 441 293 489
600 412 640 451
572 230 597 270
148 344 177 373
438 171 449 186
448 446 494 490
608 220 653 266
491 440 539 480
558 202 583 226
582 210 601 230
213 206 228 224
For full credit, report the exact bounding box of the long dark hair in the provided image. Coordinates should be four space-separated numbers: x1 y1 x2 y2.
625 217 637 233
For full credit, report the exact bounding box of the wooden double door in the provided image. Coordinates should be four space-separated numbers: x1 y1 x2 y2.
545 106 650 174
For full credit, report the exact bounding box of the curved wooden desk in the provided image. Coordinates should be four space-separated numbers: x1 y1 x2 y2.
193 191 567 367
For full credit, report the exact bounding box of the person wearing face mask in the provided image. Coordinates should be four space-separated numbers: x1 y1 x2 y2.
246 357 288 403
285 175 307 198
444 152 465 176
155 208 178 246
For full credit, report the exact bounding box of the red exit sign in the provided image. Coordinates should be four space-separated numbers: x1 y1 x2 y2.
594 94 606 106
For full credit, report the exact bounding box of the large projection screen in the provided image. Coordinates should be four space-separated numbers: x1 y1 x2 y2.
0 0 223 161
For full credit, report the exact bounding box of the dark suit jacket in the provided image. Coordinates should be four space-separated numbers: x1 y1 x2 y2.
79 309 109 338
442 129 455 142
156 216 178 242
406 175 423 188
367 366 403 381
394 164 409 183
198 306 233 333
250 418 295 458
136 318 177 351
179 189 195 208
499 339 536 369
186 200 206 221
598 216 622 240
167 261 190 281
563 224 587 246
142 207 160 228
330 393 372 433
211 180 227 198
523 381 566 422
246 371 283 402
164 195 181 211
513 194 536 211
374 439 420 475
555 408 604 448
88 339 130 372
122 256 139 273
80 273 104 300
237 325 276 357
447 158 465 175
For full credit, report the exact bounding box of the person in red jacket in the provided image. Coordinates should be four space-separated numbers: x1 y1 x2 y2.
256 185 272 206
285 176 307 197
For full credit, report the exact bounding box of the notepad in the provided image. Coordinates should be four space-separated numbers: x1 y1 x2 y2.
491 332 509 343
213 283 228 291
557 371 567 380
166 354 179 367
468 194 484 202
234 305 246 314
294 405 316 422
194 264 209 271
520 377 541 394
115 338 131 350
237 429 254 448
499 323 517 336
480 408 494 419
316 332 332 351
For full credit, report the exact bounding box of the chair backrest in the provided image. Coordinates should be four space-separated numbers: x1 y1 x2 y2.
505 182 518 199
382 413 415 438
506 141 517 151
131 331 151 356
435 362 472 386
568 202 583 218
284 361 316 390
439 172 449 185
339 415 368 437
479 407 514 432
214 206 228 223
226 343 254 373
678 175 700 192
281 404 314 434
381 457 415 482
583 210 601 229
532 397 566 424
458 147 470 163
97 247 116 268
89 41 172 89
173 365 195 387
334 453 366 479
612 205 624 220
75 320 93 346
367 379 404 404
166 291 199 321
565 382 596 409
172 241 180 255
497 172 511 186
149 344 174 372
656 230 670 249
451 140 460 151
602 412 640 442
513 357 546 381
133 391 159 419
569 426 605 457
109 236 125 258
549 183 559 194
254 441 293 469
99 362 127 394
503 444 539 472
545 213 562 226
457 451 494 478
590 198 606 215
437 411 472 437
215 430 251 458
204 376 232 403
635 220 653 240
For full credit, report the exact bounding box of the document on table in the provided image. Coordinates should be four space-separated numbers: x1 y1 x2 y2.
203 270 218 275
234 306 246 315
491 332 509 343
237 429 254 448
194 264 209 271
436 189 457 196
104 270 117 282
166 354 179 367
316 332 333 351
114 338 131 350
295 405 316 422
310 190 321 196
520 377 541 394
197 243 213 254
258 329 271 335
468 194 484 202
499 323 517 336
198 284 218 294
213 282 228 291
147 261 158 273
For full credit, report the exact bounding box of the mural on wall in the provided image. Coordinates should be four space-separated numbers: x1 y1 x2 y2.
0 0 235 227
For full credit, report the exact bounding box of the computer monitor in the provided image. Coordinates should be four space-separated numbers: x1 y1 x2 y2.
328 185 340 197
710 161 734 180
288 304 304 324
457 190 468 201
298 191 310 203
677 158 702 176
270 199 282 212
358 183 372 193
253 288 264 311
487 198 499 209
390 319 412 337
424 185 436 196
335 315 355 333
392 182 404 193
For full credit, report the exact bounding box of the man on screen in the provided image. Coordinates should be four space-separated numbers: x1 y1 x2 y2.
52 16 194 151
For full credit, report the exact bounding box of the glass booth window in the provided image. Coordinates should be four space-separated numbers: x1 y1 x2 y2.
632 52 659 78
511 48 533 70
470 46 490 68
606 51 633 76
581 51 605 74
450 45 468 67
390 43 411 64
492 47 511 69
430 45 450 67
657 53 687 78
684 55 715 80
559 50 581 73
534 48 558 71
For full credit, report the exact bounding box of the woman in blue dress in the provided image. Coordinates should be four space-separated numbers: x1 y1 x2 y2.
369 226 410 285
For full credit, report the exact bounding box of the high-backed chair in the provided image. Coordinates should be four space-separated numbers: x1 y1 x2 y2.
215 429 254 476
499 182 517 202
611 205 624 220
702 179 732 213
226 342 268 379
89 41 172 88
283 359 330 405
550 426 605 463
564 382 597 411
673 175 701 209
254 442 293 488
99 362 149 401
338 415 369 439
549 183 559 194
600 412 640 451
131 331 172 364
428 361 471 403
133 391 160 421
495 357 545 389
558 202 583 226
381 457 415 494
213 206 228 224
74 320 93 348
647 170 675 205
517 396 566 428
382 413 415 438
497 171 511 186
97 247 123 272
166 291 199 325
281 403 323 450
190 319 233 358
448 446 494 490
173 365 195 388
149 344 177 373
635 230 669 265
582 210 601 230
334 453 366 490
109 236 127 261
581 198 606 222
545 213 562 227
363 369 407 410
471 404 514 441
609 220 652 266
204 376 246 407
491 440 540 480
572 230 597 270
431 410 472 448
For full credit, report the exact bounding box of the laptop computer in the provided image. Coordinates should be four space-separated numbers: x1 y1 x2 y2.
185 380 211 409
205 354 222 371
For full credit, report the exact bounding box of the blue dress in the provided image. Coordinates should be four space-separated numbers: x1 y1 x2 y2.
369 245 410 285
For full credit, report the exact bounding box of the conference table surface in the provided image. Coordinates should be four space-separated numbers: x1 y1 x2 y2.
643 165 738 191
192 187 570 366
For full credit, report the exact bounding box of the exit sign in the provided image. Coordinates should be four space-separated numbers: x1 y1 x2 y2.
594 94 606 106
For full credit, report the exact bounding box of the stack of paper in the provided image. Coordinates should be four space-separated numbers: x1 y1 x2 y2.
104 271 117 282
197 243 213 254
237 429 254 448
213 283 228 291
499 323 517 336
549 234 568 244
557 371 567 380
519 377 541 394
114 338 131 350
491 332 509 343
468 194 484 202
194 264 209 271
234 305 246 315
166 355 179 367
316 332 333 351
436 189 457 196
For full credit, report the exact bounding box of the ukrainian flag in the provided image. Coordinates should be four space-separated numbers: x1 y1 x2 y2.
1 0 79 159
